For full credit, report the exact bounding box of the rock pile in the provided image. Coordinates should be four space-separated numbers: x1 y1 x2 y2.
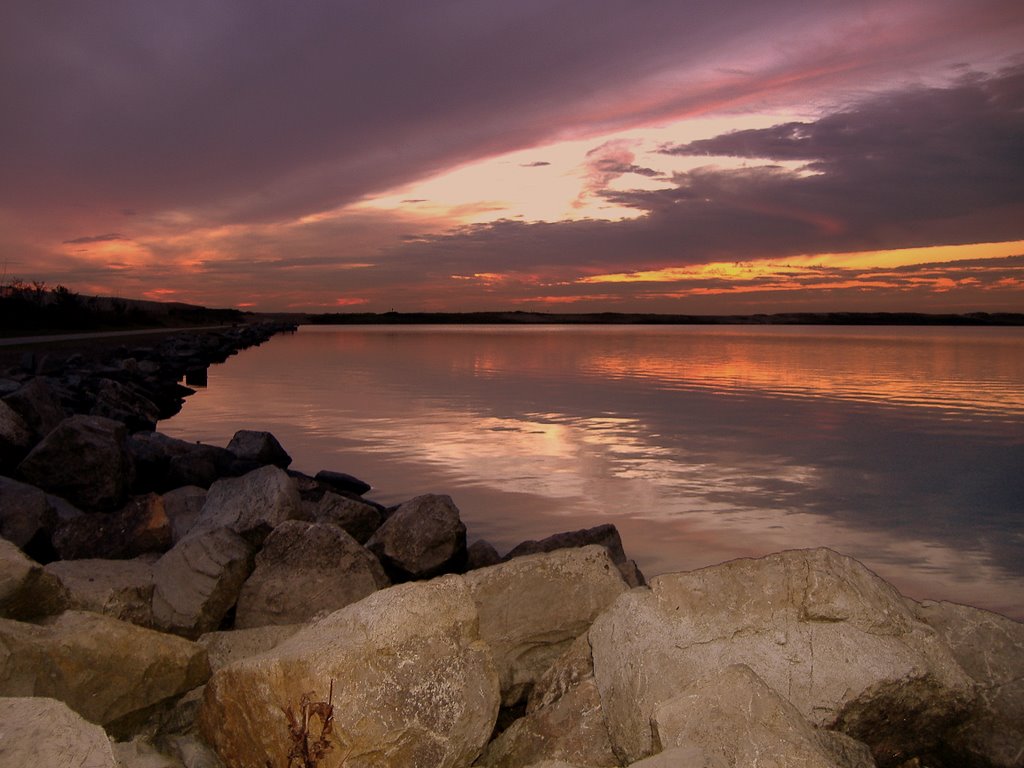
0 324 1021 768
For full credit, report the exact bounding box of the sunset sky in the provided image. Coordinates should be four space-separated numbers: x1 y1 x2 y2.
2 1 1023 313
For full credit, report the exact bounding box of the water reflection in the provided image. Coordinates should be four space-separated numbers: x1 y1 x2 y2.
161 325 1024 618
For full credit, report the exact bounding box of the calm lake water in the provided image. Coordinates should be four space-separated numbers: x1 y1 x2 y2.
160 324 1024 619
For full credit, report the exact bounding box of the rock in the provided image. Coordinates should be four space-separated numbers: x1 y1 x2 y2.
200 576 500 768
651 664 876 768
127 432 236 493
464 545 629 706
197 624 303 672
626 747 726 767
0 474 57 552
91 377 162 432
0 400 33 468
505 523 645 588
226 429 292 469
44 557 155 626
191 465 301 544
312 490 382 543
235 520 389 628
2 376 66 440
111 737 188 768
0 536 68 619
0 696 119 768
589 548 975 765
914 600 1024 768
52 492 172 560
477 677 619 768
314 468 371 496
17 414 132 511
365 493 467 580
467 538 502 570
162 485 207 543
527 633 596 714
152 527 255 638
0 610 209 726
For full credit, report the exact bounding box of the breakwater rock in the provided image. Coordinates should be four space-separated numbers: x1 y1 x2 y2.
0 325 1022 768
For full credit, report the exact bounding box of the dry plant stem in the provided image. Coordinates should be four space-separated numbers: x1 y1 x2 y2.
272 679 342 768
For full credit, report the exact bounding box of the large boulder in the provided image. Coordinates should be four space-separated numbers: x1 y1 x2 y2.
127 431 236 492
313 490 382 543
314 469 371 496
0 536 68 619
0 400 33 468
589 548 975 766
464 545 629 705
0 696 119 768
914 600 1024 768
365 493 467 580
505 523 645 588
52 492 172 560
226 429 292 468
2 376 66 440
0 474 58 552
191 465 301 544
44 557 155 627
200 576 500 768
478 677 619 768
17 414 132 511
235 520 389 628
152 527 255 638
651 664 876 768
91 377 162 432
0 611 209 726
161 485 207 543
197 624 303 672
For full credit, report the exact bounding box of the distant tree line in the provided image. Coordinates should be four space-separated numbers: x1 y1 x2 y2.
0 277 246 336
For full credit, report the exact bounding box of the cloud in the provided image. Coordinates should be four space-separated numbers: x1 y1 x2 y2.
520 161 552 168
61 233 126 245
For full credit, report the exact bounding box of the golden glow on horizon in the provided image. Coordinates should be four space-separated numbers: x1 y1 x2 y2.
579 240 1024 285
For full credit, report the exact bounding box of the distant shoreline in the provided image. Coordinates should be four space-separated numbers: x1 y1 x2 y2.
306 310 1024 326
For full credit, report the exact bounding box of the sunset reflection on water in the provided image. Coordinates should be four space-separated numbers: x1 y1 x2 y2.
161 325 1024 618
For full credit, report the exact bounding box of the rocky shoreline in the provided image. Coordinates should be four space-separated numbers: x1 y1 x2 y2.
1 324 1022 768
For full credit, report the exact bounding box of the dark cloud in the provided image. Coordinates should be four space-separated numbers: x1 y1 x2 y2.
3 1 1019 228
520 161 552 167
61 233 125 244
388 66 1024 279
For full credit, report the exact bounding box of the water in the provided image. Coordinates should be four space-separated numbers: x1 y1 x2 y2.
160 324 1024 619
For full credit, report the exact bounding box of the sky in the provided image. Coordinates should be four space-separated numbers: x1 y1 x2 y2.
2 1 1023 314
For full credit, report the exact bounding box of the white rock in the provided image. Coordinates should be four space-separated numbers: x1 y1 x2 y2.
0 696 118 768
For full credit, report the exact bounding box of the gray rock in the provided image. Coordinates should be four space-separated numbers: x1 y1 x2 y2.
527 633 596 714
464 545 630 706
44 557 155 626
18 414 132 511
589 548 975 765
0 610 209 726
312 490 382 543
505 523 645 587
191 465 301 544
226 429 292 468
366 493 467 580
162 485 207 543
127 432 236 492
914 599 1024 768
314 468 371 495
234 520 389 628
91 377 162 431
0 536 68 619
0 400 33 467
152 528 255 638
0 696 119 768
200 576 500 768
651 664 876 768
2 377 66 440
0 474 57 551
467 538 502 570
